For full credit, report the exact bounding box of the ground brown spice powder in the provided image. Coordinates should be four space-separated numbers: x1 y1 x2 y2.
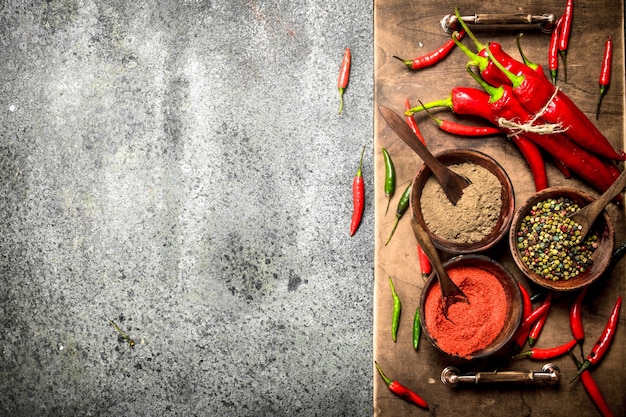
424 266 507 358
420 163 502 243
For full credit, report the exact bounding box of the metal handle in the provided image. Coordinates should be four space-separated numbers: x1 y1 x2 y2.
441 363 561 387
441 13 557 34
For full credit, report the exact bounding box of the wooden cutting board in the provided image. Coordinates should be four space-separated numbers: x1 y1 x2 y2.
373 1 625 416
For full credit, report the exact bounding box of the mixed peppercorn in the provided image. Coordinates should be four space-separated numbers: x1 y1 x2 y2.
516 197 598 281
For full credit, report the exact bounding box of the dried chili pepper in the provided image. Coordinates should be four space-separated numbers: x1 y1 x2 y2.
404 98 426 145
416 244 431 277
349 144 366 236
389 276 402 342
412 306 421 350
611 240 626 267
513 338 577 360
375 361 429 409
596 36 613 119
570 286 588 343
574 295 622 379
569 352 616 417
528 293 552 346
394 30 465 71
381 148 396 215
385 181 411 246
337 47 351 114
548 17 562 84
558 0 574 82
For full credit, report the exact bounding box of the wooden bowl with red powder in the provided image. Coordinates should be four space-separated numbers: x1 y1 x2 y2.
419 255 524 362
509 186 614 291
410 149 515 254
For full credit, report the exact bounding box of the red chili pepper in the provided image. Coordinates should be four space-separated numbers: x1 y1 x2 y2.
548 17 562 84
404 98 426 145
558 0 574 82
570 352 616 417
394 30 465 70
513 300 551 351
463 68 621 196
421 104 502 137
375 361 429 409
570 286 588 342
452 11 625 162
513 135 549 191
337 47 351 114
574 296 622 378
416 244 431 278
552 156 572 179
596 36 613 119
513 338 577 360
406 89 549 192
528 293 552 346
484 43 625 162
349 145 366 236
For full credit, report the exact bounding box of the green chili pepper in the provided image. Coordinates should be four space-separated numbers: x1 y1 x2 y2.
385 181 412 246
381 148 396 215
412 306 421 350
389 276 402 342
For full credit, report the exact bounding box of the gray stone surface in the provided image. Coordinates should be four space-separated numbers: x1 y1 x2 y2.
0 1 374 415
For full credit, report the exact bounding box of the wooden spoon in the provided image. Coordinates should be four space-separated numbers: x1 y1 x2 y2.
378 105 470 205
410 218 469 320
568 169 626 241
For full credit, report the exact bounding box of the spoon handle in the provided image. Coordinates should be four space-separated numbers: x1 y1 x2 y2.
410 218 446 279
582 170 626 222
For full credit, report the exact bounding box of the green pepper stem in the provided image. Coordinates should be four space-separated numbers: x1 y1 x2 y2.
485 42 524 89
405 97 453 115
393 55 413 69
515 33 539 71
454 7 484 52
356 144 366 177
338 88 345 114
465 64 503 103
375 361 393 387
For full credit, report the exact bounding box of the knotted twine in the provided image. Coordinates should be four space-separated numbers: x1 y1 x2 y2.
497 88 568 137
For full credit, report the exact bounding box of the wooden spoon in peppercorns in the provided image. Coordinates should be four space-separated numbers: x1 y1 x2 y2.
410 217 469 320
568 169 626 241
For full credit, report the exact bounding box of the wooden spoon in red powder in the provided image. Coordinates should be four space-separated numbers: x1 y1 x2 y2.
424 266 508 359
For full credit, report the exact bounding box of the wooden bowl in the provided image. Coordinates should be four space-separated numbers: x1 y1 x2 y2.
419 255 523 363
410 149 515 254
509 186 615 291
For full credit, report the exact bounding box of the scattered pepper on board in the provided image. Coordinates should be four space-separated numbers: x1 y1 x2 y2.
389 276 402 342
513 338 577 360
385 181 412 246
572 295 622 380
381 148 395 215
570 352 616 417
393 30 465 71
528 293 552 346
548 17 562 84
558 0 574 82
375 361 429 409
596 36 613 119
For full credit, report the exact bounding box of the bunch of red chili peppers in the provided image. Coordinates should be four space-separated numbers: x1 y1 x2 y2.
403 8 623 196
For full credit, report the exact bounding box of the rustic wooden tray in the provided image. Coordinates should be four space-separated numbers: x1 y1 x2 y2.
373 1 625 416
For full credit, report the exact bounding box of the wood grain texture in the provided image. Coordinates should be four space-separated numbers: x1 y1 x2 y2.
373 1 625 416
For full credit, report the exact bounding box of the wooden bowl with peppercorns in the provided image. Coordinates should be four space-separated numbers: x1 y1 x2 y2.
509 186 615 291
410 149 515 254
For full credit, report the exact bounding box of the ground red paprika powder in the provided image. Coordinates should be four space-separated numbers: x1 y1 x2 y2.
424 266 507 358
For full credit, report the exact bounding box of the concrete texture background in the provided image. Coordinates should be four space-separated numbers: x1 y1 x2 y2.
0 1 375 415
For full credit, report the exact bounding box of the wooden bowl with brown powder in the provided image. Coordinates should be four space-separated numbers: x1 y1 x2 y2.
419 254 524 363
410 149 515 254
